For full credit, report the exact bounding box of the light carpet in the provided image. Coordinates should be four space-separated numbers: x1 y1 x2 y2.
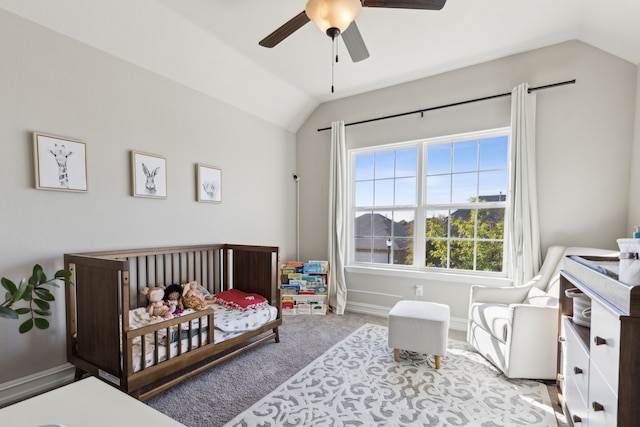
224 323 557 427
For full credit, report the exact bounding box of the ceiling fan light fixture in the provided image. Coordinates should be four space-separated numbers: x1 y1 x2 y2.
305 0 362 36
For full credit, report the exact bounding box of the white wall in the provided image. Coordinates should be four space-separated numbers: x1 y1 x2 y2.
0 10 297 387
296 40 637 321
627 67 640 231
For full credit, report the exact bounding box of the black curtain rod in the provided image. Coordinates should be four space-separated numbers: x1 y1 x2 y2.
317 79 576 132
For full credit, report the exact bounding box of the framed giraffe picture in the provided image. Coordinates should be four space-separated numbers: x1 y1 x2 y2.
131 151 167 199
196 163 222 203
33 132 88 192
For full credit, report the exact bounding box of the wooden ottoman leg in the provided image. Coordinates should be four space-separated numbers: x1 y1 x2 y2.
394 348 400 362
435 355 442 369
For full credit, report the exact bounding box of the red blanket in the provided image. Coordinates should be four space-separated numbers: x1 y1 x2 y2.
212 289 268 310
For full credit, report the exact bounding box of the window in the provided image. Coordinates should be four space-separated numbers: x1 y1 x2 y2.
350 128 510 274
353 147 416 265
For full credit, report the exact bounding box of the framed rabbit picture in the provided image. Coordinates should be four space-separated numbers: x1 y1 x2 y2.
196 164 221 203
131 151 167 199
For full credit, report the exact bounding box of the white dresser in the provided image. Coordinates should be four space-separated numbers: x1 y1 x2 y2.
0 377 186 427
559 255 640 427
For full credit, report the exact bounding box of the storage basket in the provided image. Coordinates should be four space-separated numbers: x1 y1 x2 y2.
617 238 640 285
565 288 591 327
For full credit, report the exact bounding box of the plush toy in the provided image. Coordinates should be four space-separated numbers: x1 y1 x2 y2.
180 281 208 310
141 286 175 319
164 284 184 314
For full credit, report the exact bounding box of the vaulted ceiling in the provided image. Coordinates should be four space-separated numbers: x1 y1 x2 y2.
1 0 639 132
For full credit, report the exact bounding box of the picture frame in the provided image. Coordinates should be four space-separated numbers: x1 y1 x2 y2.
196 163 222 203
33 132 88 192
131 151 167 199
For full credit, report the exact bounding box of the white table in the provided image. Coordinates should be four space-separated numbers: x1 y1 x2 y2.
0 377 186 427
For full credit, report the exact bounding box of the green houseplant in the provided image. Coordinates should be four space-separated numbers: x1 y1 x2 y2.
1 264 73 333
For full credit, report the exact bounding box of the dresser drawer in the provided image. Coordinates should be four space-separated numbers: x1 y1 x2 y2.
588 363 618 427
562 318 590 405
565 375 590 426
589 299 620 391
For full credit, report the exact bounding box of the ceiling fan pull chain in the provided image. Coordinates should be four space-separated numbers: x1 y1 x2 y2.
331 34 336 93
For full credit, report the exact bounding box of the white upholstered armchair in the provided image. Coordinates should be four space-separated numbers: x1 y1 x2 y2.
467 246 617 379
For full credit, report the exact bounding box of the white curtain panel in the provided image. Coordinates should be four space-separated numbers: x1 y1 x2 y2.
508 83 541 286
328 121 348 314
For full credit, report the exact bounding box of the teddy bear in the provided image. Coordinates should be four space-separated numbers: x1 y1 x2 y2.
180 281 207 310
141 286 175 319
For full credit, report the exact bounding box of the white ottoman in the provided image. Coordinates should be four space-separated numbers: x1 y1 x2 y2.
388 300 450 369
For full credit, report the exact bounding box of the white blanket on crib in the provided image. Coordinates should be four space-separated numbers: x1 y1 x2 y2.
126 303 278 372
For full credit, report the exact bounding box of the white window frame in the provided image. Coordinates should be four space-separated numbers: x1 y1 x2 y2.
347 127 511 278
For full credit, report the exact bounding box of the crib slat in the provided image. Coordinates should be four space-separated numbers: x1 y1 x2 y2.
165 326 171 361
196 318 202 348
199 251 204 289
151 333 156 368
176 323 182 357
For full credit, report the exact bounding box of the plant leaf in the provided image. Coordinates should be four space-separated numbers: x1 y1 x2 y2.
14 307 30 315
29 264 41 286
55 269 74 287
1 277 17 293
34 266 47 286
34 288 55 301
34 299 50 310
55 269 72 279
34 318 49 330
34 309 51 317
19 319 34 333
0 307 18 319
14 279 30 301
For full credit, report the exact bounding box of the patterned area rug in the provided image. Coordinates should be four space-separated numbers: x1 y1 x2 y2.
224 323 557 427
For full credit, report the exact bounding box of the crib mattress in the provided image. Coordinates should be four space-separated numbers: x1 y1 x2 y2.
126 303 278 372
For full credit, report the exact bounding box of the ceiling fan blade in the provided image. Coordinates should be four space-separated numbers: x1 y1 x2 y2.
342 21 370 63
362 0 446 10
259 11 310 48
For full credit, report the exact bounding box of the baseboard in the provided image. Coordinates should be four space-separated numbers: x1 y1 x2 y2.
345 301 391 317
345 301 468 332
0 363 75 408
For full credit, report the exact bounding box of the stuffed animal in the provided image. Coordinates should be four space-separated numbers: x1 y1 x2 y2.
164 284 184 314
141 286 175 319
180 281 207 310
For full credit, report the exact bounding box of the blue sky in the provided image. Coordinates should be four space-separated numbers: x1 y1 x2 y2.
355 135 508 209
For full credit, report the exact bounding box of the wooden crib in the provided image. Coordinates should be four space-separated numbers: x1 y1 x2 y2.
64 243 281 400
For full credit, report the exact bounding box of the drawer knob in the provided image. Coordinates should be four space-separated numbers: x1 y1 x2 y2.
594 336 607 346
573 414 582 423
592 401 604 412
573 366 583 374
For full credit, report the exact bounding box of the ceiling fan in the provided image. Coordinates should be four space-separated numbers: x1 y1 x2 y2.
259 0 447 63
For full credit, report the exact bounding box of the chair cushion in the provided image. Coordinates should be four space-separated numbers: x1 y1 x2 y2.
523 286 558 307
469 303 510 343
